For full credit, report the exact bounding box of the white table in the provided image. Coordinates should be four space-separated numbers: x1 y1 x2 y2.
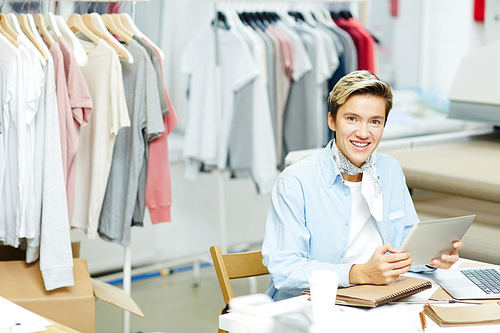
219 261 500 333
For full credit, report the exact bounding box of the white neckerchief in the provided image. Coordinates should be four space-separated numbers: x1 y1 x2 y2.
331 141 383 221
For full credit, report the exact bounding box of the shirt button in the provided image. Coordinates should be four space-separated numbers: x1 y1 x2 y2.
345 221 349 226
344 191 348 196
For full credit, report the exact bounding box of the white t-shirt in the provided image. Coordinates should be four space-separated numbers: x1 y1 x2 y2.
0 37 22 247
72 39 130 239
343 180 384 265
181 24 259 177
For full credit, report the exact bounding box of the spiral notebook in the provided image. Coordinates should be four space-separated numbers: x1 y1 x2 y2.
305 276 432 308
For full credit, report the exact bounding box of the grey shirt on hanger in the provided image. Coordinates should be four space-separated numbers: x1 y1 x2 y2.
135 36 169 116
132 36 170 226
282 25 317 166
98 39 164 247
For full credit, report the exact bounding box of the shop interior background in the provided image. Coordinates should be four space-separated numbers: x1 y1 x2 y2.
30 0 494 276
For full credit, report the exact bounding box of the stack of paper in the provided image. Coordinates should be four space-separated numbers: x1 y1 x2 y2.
424 302 500 327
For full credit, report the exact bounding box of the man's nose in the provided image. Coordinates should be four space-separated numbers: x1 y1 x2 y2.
356 123 369 138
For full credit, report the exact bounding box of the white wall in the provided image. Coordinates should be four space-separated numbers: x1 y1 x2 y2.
389 0 485 96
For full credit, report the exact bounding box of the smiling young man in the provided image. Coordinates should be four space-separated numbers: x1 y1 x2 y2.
262 70 463 301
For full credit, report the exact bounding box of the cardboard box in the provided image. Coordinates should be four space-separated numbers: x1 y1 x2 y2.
0 259 143 333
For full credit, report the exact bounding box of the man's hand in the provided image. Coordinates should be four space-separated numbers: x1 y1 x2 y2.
349 243 412 285
427 241 464 269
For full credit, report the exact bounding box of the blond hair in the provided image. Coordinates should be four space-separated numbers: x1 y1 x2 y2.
328 70 393 124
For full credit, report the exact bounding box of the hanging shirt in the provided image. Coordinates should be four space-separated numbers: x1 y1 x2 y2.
283 25 317 161
57 36 93 225
181 24 259 177
0 37 24 247
347 17 376 74
72 39 130 239
226 24 255 179
231 24 278 194
28 43 74 291
98 39 164 247
137 37 178 224
265 26 291 163
50 42 72 189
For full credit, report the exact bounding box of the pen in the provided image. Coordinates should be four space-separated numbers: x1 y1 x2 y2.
389 300 480 305
419 311 426 331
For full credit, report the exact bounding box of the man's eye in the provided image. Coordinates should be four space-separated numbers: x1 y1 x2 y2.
372 120 380 125
348 117 355 121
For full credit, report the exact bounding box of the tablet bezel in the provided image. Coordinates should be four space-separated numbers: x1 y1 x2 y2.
397 215 475 267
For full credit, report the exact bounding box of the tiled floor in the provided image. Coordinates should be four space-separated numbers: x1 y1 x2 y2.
95 263 270 333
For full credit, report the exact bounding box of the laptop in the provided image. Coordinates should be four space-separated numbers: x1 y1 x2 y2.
431 266 500 300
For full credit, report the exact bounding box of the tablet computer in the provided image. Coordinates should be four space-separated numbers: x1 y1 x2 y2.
397 215 475 267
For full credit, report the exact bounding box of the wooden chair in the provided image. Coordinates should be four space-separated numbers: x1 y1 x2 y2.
210 246 269 333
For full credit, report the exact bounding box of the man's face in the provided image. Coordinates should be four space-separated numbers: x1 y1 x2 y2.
328 94 386 168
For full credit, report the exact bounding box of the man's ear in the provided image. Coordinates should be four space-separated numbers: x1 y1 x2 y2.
328 112 336 131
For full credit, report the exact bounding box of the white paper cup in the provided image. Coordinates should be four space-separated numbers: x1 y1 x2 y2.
308 270 339 323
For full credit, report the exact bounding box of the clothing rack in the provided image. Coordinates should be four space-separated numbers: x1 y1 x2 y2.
207 0 370 257
22 1 146 332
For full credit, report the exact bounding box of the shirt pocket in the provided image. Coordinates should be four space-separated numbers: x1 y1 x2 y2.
389 210 405 220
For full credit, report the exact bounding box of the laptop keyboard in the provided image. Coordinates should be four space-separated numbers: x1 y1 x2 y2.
461 268 500 294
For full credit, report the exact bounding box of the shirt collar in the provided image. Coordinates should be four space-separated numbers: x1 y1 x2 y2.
320 140 343 188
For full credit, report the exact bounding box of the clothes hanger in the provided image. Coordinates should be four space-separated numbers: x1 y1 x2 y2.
297 5 317 27
80 3 133 63
319 8 336 27
101 13 131 43
44 1 61 40
67 13 101 44
0 0 18 40
7 0 22 35
120 12 165 60
55 15 88 66
110 7 133 40
18 0 49 60
311 8 334 27
0 19 19 47
66 0 101 45
34 0 55 47
53 0 87 66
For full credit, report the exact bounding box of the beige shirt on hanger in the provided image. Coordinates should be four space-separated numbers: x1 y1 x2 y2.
71 39 130 239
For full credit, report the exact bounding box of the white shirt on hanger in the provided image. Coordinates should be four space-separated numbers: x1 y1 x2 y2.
235 24 279 194
181 24 259 178
0 37 23 247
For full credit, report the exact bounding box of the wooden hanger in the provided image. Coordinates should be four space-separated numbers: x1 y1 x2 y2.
120 12 165 60
55 14 88 66
101 13 131 44
81 13 131 62
35 13 55 47
0 13 18 40
18 13 48 60
0 20 19 47
110 13 133 38
66 13 100 44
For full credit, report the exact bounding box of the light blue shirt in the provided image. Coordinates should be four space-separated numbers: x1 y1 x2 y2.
262 140 433 301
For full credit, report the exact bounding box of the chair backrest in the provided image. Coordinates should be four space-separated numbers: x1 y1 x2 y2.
210 246 269 306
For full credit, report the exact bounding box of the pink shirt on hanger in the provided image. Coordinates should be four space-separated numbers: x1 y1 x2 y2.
142 38 178 224
58 36 93 224
49 41 71 189
267 24 294 81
